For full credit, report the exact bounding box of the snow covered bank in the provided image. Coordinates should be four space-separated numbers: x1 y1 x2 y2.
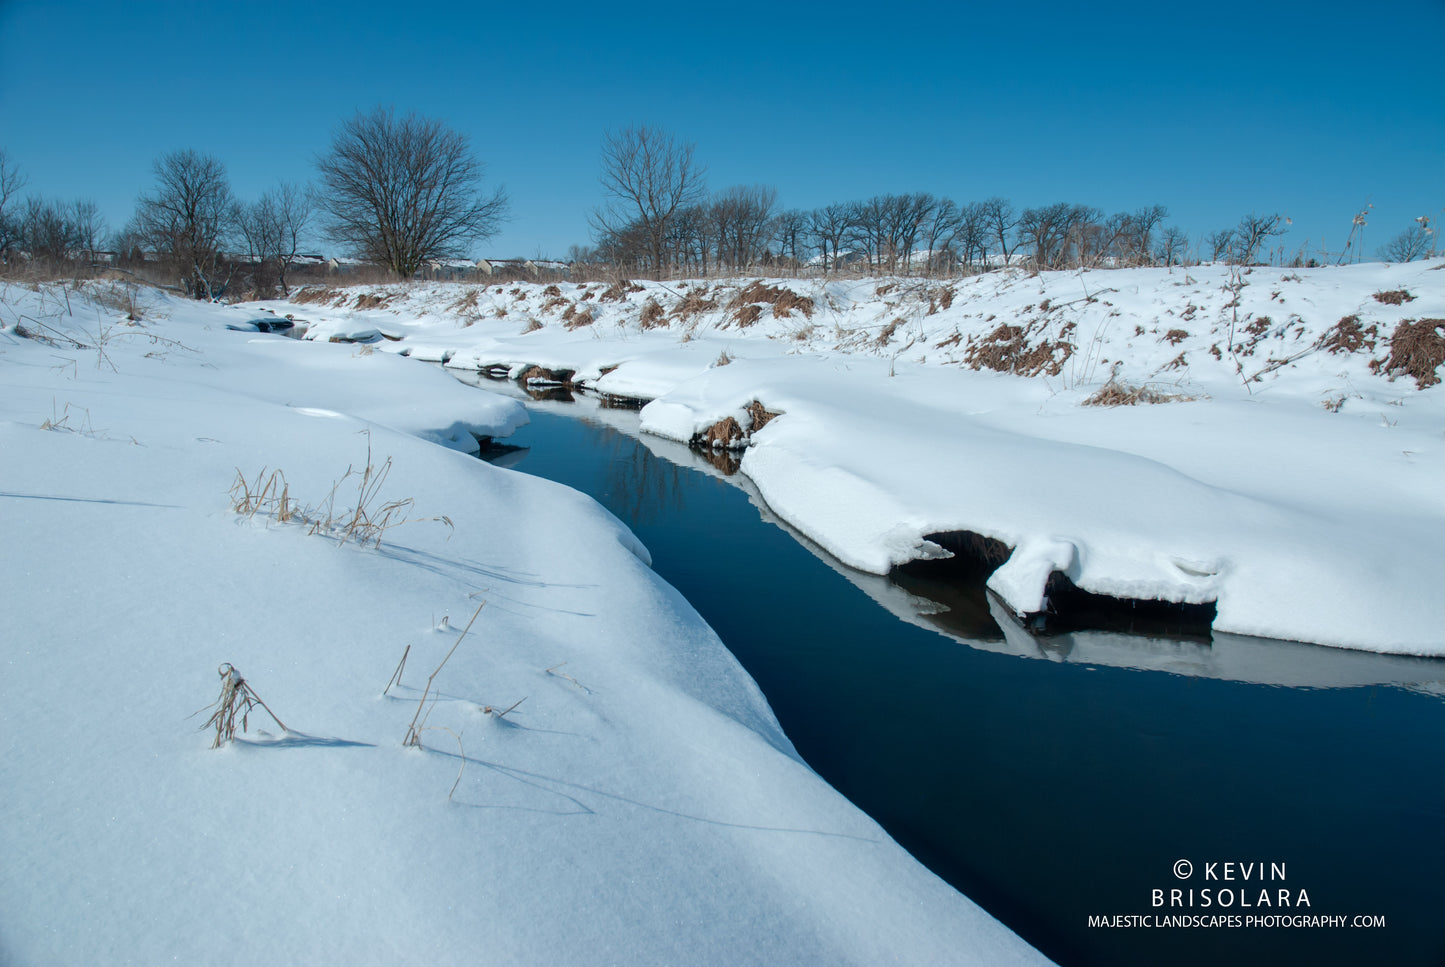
273 261 1445 655
0 283 1045 966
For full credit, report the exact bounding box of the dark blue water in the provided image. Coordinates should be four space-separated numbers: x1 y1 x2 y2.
486 404 1445 967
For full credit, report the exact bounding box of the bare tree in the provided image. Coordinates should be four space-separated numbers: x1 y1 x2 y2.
1206 229 1235 262
1377 218 1435 263
316 107 507 279
1232 213 1289 265
1154 226 1189 267
809 203 854 273
771 208 810 272
978 197 1018 268
0 149 26 263
238 182 312 295
70 200 105 264
706 184 776 272
592 125 706 278
133 149 237 299
19 197 83 266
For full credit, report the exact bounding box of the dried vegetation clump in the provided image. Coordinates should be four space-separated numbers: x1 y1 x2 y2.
1083 380 1194 407
964 323 1074 377
926 285 955 315
694 415 746 449
1373 289 1416 306
448 289 481 314
518 365 574 386
1321 315 1378 354
200 663 288 748
745 399 780 433
228 434 451 550
1164 328 1189 346
353 292 394 311
638 299 666 329
671 286 719 321
1371 319 1445 388
600 280 645 302
726 282 815 325
734 304 763 327
690 400 781 450
562 304 595 329
291 286 347 306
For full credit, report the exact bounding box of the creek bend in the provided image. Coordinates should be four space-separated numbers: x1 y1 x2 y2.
471 389 1445 967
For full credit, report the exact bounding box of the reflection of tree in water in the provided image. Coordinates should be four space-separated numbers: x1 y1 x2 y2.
597 425 691 527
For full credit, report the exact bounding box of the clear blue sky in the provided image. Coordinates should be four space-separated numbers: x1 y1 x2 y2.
2 0 1441 261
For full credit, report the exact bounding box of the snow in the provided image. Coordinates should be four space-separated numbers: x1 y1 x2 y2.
267 262 1445 656
0 283 1045 966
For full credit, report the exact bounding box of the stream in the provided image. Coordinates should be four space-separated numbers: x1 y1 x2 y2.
471 387 1445 967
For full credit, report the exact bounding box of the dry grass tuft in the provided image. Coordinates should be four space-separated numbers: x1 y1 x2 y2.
693 416 746 449
734 304 763 327
638 299 666 329
562 305 595 329
1321 315 1378 354
200 663 288 748
229 432 452 549
404 601 485 747
447 289 481 314
1083 380 1194 406
670 286 718 321
876 319 902 347
518 365 574 386
1373 289 1416 305
745 399 780 432
727 281 815 324
926 285 955 315
1371 319 1445 388
290 286 347 306
1164 328 1190 345
599 280 645 302
964 323 1074 377
353 292 393 311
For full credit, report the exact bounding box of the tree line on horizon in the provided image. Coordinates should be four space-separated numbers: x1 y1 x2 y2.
0 116 1438 301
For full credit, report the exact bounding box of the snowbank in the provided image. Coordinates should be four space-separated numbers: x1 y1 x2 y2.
270 262 1445 655
0 283 1045 966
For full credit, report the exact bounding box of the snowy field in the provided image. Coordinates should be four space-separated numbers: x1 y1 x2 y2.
266 260 1445 656
0 283 1046 965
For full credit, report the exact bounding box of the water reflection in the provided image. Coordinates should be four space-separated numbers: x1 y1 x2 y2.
468 382 1445 967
